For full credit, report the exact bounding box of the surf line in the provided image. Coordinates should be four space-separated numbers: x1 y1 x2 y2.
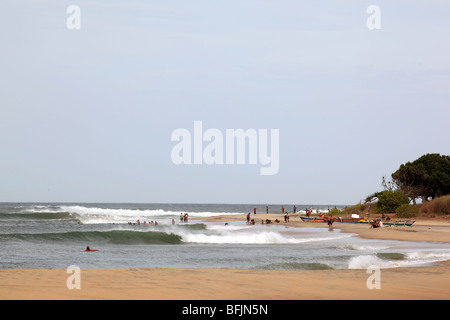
171 121 280 175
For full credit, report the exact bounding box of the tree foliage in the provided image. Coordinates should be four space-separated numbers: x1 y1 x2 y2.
374 190 410 213
391 153 450 202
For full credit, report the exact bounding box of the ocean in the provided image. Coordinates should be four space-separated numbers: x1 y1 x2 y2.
1 203 450 270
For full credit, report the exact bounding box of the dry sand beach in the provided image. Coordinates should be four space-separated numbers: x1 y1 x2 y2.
1 213 449 300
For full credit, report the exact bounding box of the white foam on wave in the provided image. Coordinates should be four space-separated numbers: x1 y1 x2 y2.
348 251 450 269
344 244 390 251
177 225 354 244
406 251 450 264
24 205 243 224
348 255 397 269
181 230 291 244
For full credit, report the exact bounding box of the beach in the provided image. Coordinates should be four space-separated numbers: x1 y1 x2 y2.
1 262 450 300
1 212 450 300
3 0 450 304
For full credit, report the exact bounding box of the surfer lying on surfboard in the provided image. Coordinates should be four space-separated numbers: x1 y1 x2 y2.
84 246 99 252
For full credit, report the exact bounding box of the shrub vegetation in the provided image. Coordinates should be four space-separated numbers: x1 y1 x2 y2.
420 195 450 215
374 190 410 213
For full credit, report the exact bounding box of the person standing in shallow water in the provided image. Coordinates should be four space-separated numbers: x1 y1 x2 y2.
327 214 334 231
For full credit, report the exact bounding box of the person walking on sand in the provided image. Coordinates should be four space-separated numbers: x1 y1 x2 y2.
254 208 256 215
282 206 284 213
246 212 251 224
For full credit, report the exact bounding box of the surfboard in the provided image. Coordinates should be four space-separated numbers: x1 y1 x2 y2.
83 249 99 252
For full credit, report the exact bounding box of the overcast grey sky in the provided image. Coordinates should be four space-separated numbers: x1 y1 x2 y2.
0 1 449 204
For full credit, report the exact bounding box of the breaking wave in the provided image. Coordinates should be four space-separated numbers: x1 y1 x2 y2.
348 251 450 269
0 229 183 245
4 204 243 224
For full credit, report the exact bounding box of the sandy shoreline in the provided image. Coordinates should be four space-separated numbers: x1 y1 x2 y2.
1 213 450 300
1 262 450 300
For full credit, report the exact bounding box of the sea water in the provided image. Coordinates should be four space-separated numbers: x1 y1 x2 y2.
1 203 450 270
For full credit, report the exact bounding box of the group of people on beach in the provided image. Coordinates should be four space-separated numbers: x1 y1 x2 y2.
248 205 301 214
252 205 299 215
130 219 158 226
121 213 192 226
246 211 290 225
247 218 281 225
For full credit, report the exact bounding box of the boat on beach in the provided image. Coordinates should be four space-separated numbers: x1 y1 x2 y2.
379 219 415 227
354 217 415 227
334 217 361 223
300 215 359 224
300 215 415 227
299 216 326 223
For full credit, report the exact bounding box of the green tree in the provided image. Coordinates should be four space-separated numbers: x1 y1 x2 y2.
374 190 410 213
392 153 450 203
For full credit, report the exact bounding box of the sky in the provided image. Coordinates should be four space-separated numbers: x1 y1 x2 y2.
0 1 449 205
